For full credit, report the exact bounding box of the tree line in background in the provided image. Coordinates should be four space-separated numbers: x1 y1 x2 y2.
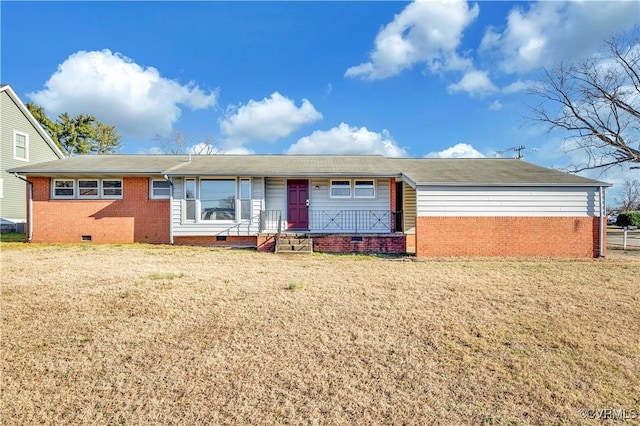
27 103 122 156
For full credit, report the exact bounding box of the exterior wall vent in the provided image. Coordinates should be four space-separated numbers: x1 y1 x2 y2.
81 235 92 241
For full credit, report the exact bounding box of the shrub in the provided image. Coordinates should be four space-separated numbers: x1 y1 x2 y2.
616 211 640 227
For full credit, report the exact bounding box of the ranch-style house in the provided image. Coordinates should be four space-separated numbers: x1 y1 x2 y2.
8 154 610 257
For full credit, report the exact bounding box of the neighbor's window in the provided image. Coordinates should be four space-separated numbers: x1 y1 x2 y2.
200 179 235 221
53 179 75 198
185 178 196 222
78 180 99 198
354 180 375 198
330 180 351 198
13 131 29 161
240 179 251 220
151 179 171 199
102 180 123 198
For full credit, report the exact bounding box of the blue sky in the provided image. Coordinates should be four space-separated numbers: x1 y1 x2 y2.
1 1 638 200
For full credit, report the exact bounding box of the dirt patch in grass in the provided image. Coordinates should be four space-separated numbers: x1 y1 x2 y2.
1 244 639 425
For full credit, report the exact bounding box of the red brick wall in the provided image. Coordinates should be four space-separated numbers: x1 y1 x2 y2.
257 234 277 252
389 177 396 212
28 176 169 244
174 235 257 247
312 234 406 254
415 216 604 258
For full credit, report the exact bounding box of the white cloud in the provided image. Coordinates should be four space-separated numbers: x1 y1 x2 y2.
447 69 498 97
480 1 639 74
426 143 485 158
220 92 322 145
345 0 479 80
488 100 503 111
29 49 217 139
286 122 406 157
502 79 535 94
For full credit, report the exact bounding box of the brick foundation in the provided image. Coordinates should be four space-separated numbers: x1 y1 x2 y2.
415 216 604 258
28 176 170 244
174 235 257 247
257 234 277 252
311 234 406 254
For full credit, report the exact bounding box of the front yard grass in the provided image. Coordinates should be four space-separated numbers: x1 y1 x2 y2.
1 244 638 425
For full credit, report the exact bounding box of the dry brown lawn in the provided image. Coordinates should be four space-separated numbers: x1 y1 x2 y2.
1 243 639 425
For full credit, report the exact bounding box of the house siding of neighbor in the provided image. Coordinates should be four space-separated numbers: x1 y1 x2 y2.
8 154 609 258
0 85 64 231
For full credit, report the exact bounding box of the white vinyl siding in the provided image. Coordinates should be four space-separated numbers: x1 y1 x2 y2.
416 186 602 217
309 178 390 233
171 177 263 237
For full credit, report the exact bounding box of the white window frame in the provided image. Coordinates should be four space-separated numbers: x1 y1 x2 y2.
239 178 251 221
52 179 76 199
200 178 236 222
330 180 351 198
354 179 376 199
101 179 123 199
13 131 29 161
184 178 197 222
0 178 4 198
150 179 171 199
78 179 100 199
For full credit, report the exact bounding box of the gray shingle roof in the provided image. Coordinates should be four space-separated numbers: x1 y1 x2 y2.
7 154 610 186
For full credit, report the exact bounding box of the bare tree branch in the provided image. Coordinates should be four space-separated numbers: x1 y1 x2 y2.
527 26 640 171
153 131 220 155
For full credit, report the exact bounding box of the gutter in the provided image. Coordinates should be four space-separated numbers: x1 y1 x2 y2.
13 173 33 242
164 175 174 245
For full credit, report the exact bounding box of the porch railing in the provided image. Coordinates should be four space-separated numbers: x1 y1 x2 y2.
259 210 282 233
259 210 402 233
310 210 401 233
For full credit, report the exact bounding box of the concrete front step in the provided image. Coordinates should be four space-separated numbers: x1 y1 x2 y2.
276 233 313 253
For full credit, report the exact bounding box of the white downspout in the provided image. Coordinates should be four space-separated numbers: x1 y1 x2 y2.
164 175 174 245
13 173 33 242
599 186 605 258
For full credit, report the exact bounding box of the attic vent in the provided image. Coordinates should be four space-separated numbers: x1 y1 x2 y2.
81 235 92 242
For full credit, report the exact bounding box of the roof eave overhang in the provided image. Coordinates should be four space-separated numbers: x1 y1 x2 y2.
413 182 612 187
164 172 402 178
9 170 167 176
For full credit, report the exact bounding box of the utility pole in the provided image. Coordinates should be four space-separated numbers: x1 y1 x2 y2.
495 145 526 159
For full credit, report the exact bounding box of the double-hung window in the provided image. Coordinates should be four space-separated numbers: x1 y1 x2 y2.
78 180 99 198
354 180 375 198
53 179 75 198
151 179 171 199
13 131 29 161
101 180 123 198
330 180 351 198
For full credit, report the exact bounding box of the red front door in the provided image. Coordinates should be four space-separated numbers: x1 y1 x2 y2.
287 180 309 229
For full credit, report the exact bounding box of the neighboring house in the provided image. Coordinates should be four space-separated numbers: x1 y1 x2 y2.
1 85 64 232
8 154 610 257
